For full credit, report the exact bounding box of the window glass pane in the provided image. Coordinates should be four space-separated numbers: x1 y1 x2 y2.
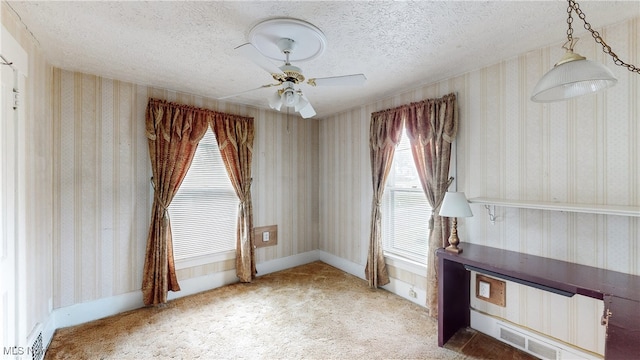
169 129 238 261
383 130 431 264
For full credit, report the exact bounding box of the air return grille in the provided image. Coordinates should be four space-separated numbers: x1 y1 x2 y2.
471 310 603 360
499 327 525 348
27 323 44 360
499 325 558 360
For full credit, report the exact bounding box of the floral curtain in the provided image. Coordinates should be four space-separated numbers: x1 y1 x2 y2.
365 107 405 287
211 114 256 282
142 99 209 306
142 98 255 305
406 93 458 317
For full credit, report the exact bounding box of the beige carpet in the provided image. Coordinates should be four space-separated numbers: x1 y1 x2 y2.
44 262 523 359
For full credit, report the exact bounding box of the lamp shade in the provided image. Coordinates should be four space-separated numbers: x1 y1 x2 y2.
439 192 473 218
531 55 617 103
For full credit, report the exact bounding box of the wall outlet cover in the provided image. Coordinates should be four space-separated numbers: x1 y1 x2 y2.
476 274 506 307
254 225 277 248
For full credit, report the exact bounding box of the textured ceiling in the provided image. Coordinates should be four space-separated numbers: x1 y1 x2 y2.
6 1 640 118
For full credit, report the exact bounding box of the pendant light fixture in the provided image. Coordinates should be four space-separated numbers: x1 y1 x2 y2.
531 0 639 102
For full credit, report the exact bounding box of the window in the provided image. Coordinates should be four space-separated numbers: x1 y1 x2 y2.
169 129 238 269
382 129 431 264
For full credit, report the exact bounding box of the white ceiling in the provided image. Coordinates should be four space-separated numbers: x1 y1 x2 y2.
6 1 640 118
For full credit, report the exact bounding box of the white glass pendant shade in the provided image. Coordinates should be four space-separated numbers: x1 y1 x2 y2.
282 90 299 107
531 51 617 102
268 91 283 110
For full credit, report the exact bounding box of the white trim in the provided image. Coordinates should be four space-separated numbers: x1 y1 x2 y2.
317 250 366 281
381 277 426 307
42 314 55 355
384 253 427 276
168 269 238 301
1 24 29 76
317 250 426 306
256 250 321 276
175 250 235 270
54 290 144 329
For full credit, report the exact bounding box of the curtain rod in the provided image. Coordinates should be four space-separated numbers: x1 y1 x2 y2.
372 92 457 117
148 98 253 121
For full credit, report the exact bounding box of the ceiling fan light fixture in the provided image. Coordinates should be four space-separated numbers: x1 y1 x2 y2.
281 88 299 107
268 91 283 111
226 17 366 119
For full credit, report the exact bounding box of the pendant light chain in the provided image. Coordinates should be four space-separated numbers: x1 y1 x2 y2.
567 0 639 74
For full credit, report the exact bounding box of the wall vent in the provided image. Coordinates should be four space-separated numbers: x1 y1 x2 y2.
499 325 558 359
27 323 44 360
528 338 559 360
499 327 526 348
470 310 603 360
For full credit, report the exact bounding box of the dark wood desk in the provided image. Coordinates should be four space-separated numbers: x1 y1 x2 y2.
436 243 640 359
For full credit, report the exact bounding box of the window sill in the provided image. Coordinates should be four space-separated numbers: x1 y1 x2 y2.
384 252 427 276
175 250 235 270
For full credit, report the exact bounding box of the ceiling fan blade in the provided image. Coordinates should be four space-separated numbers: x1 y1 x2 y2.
307 74 367 87
235 43 283 76
297 96 316 119
218 83 279 100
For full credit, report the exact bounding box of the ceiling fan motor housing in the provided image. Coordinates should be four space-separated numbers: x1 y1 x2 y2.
274 64 305 84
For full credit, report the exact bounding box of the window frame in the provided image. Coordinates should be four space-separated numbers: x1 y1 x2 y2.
381 129 457 266
166 128 239 270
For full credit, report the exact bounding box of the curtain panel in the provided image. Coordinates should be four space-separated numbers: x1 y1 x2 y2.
211 114 256 282
365 107 405 287
143 99 209 306
406 93 458 317
367 93 458 316
142 98 255 306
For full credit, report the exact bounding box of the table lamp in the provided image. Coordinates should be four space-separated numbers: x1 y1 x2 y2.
439 192 473 254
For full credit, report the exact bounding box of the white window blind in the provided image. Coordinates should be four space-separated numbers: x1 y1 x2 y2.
169 129 238 267
382 130 431 264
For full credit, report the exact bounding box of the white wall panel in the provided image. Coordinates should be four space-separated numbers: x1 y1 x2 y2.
2 0 54 342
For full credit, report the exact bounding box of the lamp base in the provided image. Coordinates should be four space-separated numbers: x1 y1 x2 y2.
445 244 463 254
445 217 463 254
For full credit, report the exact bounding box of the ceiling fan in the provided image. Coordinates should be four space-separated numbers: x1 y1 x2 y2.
219 18 367 119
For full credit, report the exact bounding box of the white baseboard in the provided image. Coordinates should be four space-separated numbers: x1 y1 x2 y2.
471 309 603 360
317 250 366 280
382 278 427 307
43 316 55 353
317 250 426 307
54 290 145 329
167 269 238 301
256 250 321 276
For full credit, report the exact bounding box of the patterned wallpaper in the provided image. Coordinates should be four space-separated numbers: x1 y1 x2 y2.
319 16 639 355
51 70 319 308
4 0 638 353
